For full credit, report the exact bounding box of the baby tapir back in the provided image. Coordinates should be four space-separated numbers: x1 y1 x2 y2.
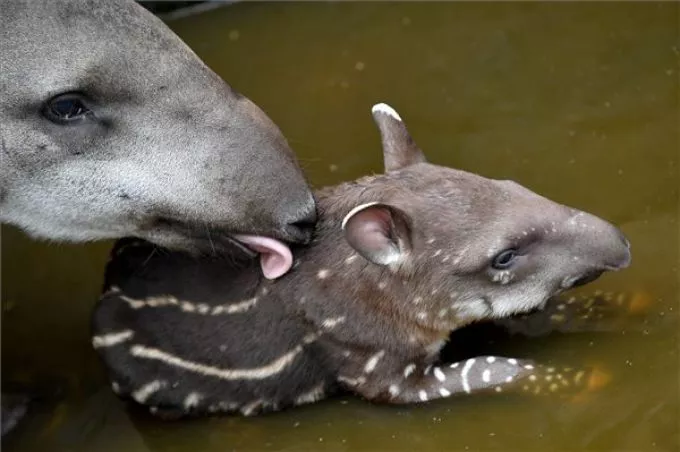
92 103 631 417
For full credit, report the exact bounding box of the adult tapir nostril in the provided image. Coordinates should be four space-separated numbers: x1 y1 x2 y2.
280 194 317 245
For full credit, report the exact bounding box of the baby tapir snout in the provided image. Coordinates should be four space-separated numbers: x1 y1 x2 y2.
555 209 631 290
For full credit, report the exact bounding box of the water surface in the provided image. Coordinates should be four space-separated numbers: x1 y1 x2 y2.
2 2 678 451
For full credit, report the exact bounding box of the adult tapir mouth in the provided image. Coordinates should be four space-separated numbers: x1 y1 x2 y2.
146 217 297 279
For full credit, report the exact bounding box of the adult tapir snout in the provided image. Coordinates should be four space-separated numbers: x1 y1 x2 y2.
217 96 318 244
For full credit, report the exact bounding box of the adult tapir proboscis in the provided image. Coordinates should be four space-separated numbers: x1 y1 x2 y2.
0 0 317 254
91 103 632 419
0 0 316 436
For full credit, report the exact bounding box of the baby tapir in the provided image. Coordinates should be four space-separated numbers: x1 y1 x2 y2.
92 103 631 418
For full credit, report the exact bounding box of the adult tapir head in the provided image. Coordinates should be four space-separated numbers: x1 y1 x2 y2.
259 103 632 324
0 0 316 254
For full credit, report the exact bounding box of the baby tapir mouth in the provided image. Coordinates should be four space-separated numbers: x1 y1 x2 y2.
563 270 605 289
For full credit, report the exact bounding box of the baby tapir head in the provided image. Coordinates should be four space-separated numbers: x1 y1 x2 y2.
310 103 632 326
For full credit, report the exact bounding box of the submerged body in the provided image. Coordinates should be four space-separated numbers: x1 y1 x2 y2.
92 104 631 417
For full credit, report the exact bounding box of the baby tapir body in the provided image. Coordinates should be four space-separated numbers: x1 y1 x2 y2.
92 103 631 417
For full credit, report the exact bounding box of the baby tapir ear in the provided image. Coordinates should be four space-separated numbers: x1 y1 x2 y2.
342 202 412 266
371 103 427 172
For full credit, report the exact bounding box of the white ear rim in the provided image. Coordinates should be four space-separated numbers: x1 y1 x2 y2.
341 202 381 230
371 103 402 121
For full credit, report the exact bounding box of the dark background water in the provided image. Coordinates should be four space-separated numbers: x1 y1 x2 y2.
2 2 678 451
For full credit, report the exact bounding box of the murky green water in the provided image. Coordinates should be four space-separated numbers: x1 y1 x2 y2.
2 2 679 451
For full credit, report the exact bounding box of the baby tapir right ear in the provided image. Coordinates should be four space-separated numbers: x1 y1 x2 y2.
371 103 427 172
342 202 412 266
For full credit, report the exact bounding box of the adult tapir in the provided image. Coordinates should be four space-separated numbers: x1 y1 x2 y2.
0 0 316 436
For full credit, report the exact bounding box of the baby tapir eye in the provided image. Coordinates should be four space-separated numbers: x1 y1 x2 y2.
43 93 92 124
492 248 517 269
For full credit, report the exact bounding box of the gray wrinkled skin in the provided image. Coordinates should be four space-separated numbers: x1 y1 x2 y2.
0 0 316 253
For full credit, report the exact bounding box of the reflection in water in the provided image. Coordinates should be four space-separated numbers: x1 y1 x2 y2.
2 2 678 451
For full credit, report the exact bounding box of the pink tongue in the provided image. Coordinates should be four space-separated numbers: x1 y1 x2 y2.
232 234 293 280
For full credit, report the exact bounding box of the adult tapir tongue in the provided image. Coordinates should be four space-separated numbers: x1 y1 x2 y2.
232 234 293 280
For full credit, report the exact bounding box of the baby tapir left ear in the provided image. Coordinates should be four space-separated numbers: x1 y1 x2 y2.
342 202 413 266
371 103 427 172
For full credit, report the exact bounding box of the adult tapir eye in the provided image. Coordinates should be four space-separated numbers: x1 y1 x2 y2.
43 94 92 124
492 248 517 270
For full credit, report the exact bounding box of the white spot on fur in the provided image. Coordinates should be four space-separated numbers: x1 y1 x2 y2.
507 358 518 365
388 384 401 397
482 369 491 383
364 350 386 373
322 316 346 329
492 271 514 285
129 334 318 381
439 387 451 397
416 312 427 321
418 390 428 401
433 249 442 257
413 296 423 304
403 364 416 378
92 330 134 348
524 364 534 370
295 383 325 405
453 298 491 320
184 392 201 410
437 308 448 318
372 103 402 121
434 367 446 382
426 238 436 244
345 254 358 264
450 362 460 369
338 375 366 387
378 281 387 290
211 298 258 315
240 399 264 417
461 358 476 393
181 302 196 312
132 380 165 403
505 376 514 383
425 340 445 357
317 269 330 279
197 304 210 314
486 357 496 364
111 382 121 394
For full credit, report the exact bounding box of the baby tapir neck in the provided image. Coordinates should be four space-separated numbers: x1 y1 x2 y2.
277 185 464 354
